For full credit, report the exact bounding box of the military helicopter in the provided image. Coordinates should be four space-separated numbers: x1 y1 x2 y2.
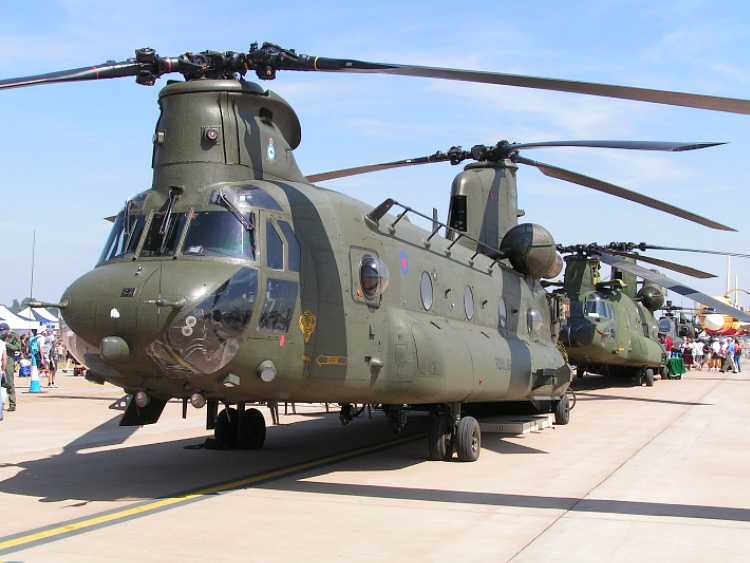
4 43 750 462
554 243 750 385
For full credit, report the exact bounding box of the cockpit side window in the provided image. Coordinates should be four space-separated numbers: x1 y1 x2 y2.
98 212 126 264
258 279 298 333
182 211 255 259
585 294 611 319
266 220 284 270
278 220 300 273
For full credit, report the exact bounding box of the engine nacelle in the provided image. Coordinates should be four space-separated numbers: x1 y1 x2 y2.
500 223 562 279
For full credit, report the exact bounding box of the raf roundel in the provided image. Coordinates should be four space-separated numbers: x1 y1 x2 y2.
399 250 410 276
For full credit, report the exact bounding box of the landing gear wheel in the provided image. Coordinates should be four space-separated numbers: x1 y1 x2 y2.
554 394 570 425
632 370 644 386
455 416 481 462
238 408 266 450
661 366 669 380
214 407 239 449
428 414 453 461
645 368 655 387
576 366 585 379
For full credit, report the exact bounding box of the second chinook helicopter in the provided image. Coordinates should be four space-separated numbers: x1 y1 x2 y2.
555 243 750 385
4 43 750 462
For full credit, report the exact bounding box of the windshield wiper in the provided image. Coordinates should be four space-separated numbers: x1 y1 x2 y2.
217 190 254 231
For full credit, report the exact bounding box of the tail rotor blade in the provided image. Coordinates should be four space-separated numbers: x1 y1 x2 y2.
515 155 735 231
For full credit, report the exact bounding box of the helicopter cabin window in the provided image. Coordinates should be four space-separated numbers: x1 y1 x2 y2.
182 211 255 259
585 295 611 319
420 272 433 311
266 220 284 270
464 286 475 320
356 255 390 305
140 212 187 257
278 221 300 273
258 279 298 333
527 308 544 337
498 297 508 331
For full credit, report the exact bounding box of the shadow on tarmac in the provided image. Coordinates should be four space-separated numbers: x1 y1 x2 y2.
2 408 749 526
259 478 750 523
0 409 553 504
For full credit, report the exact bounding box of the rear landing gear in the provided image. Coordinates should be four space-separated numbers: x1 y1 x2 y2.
553 394 570 425
428 414 453 460
427 405 482 462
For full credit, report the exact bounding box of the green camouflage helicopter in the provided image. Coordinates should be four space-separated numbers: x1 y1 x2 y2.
3 43 750 462
555 243 750 385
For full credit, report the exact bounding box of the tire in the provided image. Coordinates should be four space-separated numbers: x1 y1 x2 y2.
455 416 481 462
554 394 570 425
214 407 239 449
645 368 655 387
428 414 453 461
238 408 266 450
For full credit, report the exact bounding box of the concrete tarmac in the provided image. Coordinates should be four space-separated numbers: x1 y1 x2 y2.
1 368 748 562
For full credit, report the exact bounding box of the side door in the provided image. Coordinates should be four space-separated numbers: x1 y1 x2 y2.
252 211 303 377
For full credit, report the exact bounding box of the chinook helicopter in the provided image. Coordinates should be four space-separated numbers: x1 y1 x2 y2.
555 243 750 385
4 43 750 462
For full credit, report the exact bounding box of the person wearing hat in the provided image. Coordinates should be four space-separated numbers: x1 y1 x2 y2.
0 323 19 411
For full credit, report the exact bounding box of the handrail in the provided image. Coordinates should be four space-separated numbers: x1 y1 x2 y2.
365 198 507 271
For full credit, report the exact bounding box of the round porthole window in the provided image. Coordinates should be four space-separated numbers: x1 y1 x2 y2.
498 297 508 330
359 255 390 302
420 271 433 311
360 256 380 300
464 286 475 320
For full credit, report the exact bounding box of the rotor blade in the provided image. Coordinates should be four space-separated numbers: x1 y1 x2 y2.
0 60 143 90
606 250 716 279
596 251 750 322
304 57 750 115
509 140 725 152
641 244 750 259
515 156 735 231
307 152 450 182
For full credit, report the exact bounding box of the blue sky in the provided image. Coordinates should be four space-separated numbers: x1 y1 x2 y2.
1 0 749 309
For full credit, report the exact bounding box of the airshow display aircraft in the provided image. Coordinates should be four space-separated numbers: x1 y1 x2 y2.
2 43 750 461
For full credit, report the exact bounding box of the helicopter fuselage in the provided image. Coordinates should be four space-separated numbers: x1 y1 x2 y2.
63 179 570 408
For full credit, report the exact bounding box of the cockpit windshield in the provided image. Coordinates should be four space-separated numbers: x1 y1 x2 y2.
585 295 612 318
182 211 256 259
140 213 187 257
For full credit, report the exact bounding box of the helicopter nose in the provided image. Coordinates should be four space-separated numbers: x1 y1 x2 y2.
569 320 596 347
61 260 249 375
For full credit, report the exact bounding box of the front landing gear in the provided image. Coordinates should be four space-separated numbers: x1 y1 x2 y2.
428 405 482 462
213 406 266 450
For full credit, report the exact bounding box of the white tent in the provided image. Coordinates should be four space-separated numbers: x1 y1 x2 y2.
18 306 59 328
0 305 40 332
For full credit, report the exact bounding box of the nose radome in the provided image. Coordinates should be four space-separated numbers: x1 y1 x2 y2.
62 260 245 363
